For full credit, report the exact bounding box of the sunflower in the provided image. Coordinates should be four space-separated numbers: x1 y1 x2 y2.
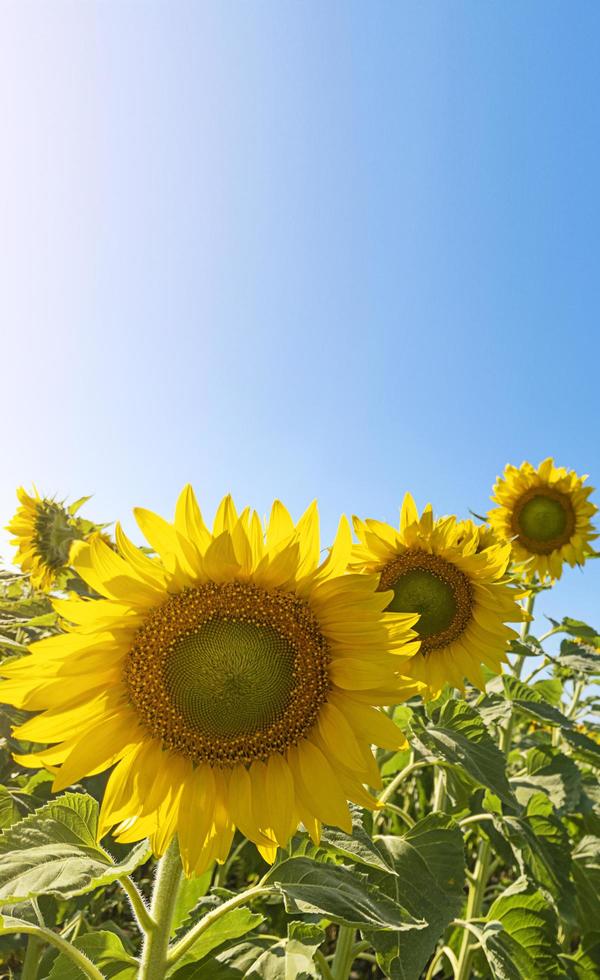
488 458 598 581
0 488 422 875
6 487 86 591
352 494 524 697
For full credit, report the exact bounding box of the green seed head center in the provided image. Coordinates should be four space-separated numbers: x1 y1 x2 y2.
517 495 568 543
387 568 458 638
164 620 296 737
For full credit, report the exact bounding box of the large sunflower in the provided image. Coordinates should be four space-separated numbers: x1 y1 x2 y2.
6 487 86 591
0 488 422 875
488 458 597 581
352 494 524 697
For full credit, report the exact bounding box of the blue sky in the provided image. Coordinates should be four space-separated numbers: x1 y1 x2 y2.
1 2 598 633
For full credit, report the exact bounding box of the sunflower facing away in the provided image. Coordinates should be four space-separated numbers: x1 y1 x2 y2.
0 488 422 875
352 494 524 697
488 458 598 581
6 487 87 591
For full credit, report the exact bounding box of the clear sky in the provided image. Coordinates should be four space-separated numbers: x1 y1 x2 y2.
1 2 598 633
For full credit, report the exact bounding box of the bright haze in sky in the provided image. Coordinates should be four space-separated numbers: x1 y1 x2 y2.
1 2 598 634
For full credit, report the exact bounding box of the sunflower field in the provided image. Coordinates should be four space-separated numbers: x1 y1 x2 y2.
0 460 598 980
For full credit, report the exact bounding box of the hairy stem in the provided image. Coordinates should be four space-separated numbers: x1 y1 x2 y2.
0 924 104 980
118 874 156 935
166 883 274 968
139 838 183 980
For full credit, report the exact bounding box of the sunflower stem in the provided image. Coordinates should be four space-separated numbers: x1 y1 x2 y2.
118 874 156 936
331 925 356 980
0 923 104 980
21 935 43 980
139 838 183 980
166 883 274 968
455 593 536 980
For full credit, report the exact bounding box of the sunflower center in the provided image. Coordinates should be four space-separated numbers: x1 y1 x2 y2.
512 487 575 554
379 550 473 653
124 581 330 767
164 621 296 737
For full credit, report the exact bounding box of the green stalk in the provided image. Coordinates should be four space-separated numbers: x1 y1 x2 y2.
139 838 183 980
166 883 274 968
20 935 43 980
331 925 356 980
513 587 536 680
0 924 104 980
377 758 434 809
455 588 536 980
118 873 156 935
454 839 492 980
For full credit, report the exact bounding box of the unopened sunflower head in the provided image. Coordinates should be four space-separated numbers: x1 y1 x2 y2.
0 487 423 876
6 487 89 591
352 493 525 698
488 458 598 581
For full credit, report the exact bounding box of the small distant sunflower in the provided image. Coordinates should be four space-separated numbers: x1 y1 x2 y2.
456 519 499 553
1 488 422 875
7 487 85 591
353 494 524 697
488 458 598 581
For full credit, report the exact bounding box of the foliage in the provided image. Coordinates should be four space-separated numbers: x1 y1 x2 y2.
0 494 598 980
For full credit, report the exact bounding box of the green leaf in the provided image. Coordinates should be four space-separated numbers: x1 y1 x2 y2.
512 754 582 812
476 877 564 979
572 836 600 934
319 805 396 874
166 907 265 975
0 792 149 904
505 793 575 920
562 932 600 980
365 813 465 980
47 930 138 979
266 856 423 931
497 675 574 729
411 700 516 807
563 728 600 768
0 788 20 830
170 939 275 980
559 618 599 640
245 922 325 979
170 868 214 937
557 640 600 675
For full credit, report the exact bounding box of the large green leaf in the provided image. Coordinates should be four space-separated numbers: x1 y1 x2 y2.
512 753 582 812
504 793 575 920
365 813 465 980
0 793 149 904
47 930 138 980
0 788 20 830
476 878 566 979
170 868 214 937
563 728 600 768
319 805 396 874
266 856 423 931
556 640 600 675
411 700 515 807
170 939 275 980
497 675 574 729
562 932 600 980
572 836 600 933
245 922 325 979
166 907 265 975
